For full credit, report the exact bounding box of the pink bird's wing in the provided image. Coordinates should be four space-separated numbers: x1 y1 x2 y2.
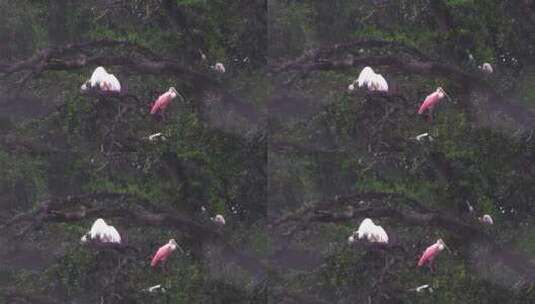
418 92 439 114
151 245 170 267
150 93 171 114
417 244 438 266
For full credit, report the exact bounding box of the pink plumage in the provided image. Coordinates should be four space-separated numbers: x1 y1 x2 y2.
417 240 445 266
418 88 445 114
150 91 174 114
151 239 178 267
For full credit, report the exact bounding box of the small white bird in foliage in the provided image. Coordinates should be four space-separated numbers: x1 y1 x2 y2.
148 132 163 141
415 132 433 142
349 218 389 244
211 214 226 226
466 200 474 213
143 284 165 293
212 62 226 73
198 49 207 61
479 62 493 74
478 214 494 225
81 218 121 244
409 284 433 293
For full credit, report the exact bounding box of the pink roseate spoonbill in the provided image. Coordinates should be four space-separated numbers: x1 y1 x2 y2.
417 87 447 119
80 218 121 244
212 62 226 73
150 87 184 115
151 239 182 268
350 218 389 244
478 214 494 225
211 214 226 226
417 239 450 269
479 62 493 74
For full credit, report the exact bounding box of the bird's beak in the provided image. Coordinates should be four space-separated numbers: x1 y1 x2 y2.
443 241 452 253
176 244 185 254
441 89 454 103
176 91 185 102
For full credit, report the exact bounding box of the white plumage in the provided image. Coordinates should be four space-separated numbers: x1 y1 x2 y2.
369 73 388 92
479 214 494 225
480 63 493 74
81 218 121 244
415 132 434 142
89 66 108 88
349 66 389 92
211 214 226 226
357 66 375 88
80 66 121 92
213 62 226 73
103 73 121 92
350 218 389 244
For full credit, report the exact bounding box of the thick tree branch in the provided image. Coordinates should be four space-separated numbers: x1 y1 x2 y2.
275 41 535 126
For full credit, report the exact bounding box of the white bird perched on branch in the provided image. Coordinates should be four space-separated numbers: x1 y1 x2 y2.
80 218 121 244
348 66 388 92
348 218 389 244
479 62 493 74
478 214 494 225
80 66 121 92
211 214 226 226
212 62 226 73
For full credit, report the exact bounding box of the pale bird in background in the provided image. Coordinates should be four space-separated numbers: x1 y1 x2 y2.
212 62 226 73
466 200 474 213
479 62 493 74
198 48 207 61
80 66 121 92
150 87 184 115
148 132 163 141
349 218 389 244
415 284 432 293
417 239 449 267
409 284 433 293
349 66 388 92
151 239 180 267
143 284 165 293
478 214 494 225
211 214 226 226
418 87 446 115
415 132 433 142
80 218 121 244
